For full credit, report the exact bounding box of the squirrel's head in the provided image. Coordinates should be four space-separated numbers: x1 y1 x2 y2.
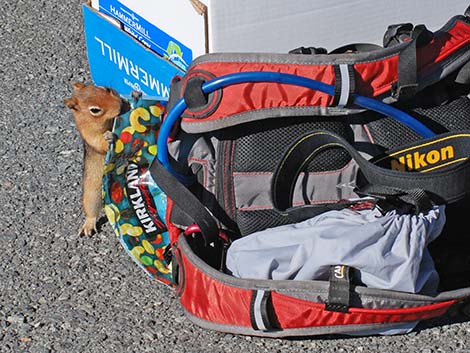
64 82 124 121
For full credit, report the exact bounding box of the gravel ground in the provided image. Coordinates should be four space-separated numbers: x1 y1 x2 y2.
1 1 470 352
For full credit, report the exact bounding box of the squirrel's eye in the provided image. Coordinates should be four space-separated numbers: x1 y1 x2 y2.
89 107 103 116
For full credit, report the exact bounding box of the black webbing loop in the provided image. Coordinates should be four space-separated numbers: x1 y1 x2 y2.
166 75 184 113
149 159 219 246
278 202 355 224
183 76 209 110
326 265 351 313
356 185 433 214
271 130 470 214
389 24 434 101
332 64 356 107
250 290 280 331
288 46 327 55
329 43 382 54
383 23 414 48
290 44 381 55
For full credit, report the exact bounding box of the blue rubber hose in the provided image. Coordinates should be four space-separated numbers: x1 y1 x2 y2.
158 71 436 184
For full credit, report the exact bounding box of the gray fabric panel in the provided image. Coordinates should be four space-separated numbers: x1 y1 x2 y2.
352 123 374 143
172 122 370 211
181 106 365 134
226 207 445 294
182 307 419 337
169 134 219 197
173 132 359 211
232 161 358 210
168 134 221 228
279 289 424 310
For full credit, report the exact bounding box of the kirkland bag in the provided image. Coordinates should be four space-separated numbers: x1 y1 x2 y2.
103 8 470 337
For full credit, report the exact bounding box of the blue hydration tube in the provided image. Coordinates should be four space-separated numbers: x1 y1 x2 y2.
158 71 436 184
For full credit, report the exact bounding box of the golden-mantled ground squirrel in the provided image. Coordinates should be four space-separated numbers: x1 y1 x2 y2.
64 83 125 236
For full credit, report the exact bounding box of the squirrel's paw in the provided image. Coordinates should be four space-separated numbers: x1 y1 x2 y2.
79 218 98 237
103 131 117 145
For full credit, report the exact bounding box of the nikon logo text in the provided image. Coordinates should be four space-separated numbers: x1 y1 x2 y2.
390 146 454 171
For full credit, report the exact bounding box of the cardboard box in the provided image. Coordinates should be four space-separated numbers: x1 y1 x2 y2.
83 4 184 99
84 0 470 98
91 0 197 70
92 0 470 54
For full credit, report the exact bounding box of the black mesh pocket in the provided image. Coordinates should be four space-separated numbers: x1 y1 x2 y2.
366 118 422 150
230 116 354 173
213 116 354 236
236 209 293 236
412 95 470 131
367 78 470 150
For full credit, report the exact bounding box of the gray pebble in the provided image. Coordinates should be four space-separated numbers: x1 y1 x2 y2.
6 315 25 324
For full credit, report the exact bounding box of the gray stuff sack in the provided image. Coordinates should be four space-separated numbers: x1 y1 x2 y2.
226 205 446 294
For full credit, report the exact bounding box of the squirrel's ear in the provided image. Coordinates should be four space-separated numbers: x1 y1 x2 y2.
64 97 79 111
72 82 86 91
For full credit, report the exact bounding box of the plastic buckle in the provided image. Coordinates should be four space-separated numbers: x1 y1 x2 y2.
391 82 419 101
383 23 413 47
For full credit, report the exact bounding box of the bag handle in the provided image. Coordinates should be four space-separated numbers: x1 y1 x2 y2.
271 130 470 218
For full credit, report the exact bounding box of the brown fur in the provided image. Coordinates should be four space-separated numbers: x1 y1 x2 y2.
64 83 124 236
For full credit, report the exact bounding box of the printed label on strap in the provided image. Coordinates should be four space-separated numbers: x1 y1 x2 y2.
373 133 470 172
326 265 351 313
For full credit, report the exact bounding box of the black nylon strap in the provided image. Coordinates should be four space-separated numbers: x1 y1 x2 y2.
357 185 433 214
330 43 382 54
149 159 219 246
250 290 279 331
325 265 351 313
383 23 413 48
393 24 433 101
455 60 470 85
272 130 470 212
288 46 327 55
278 202 356 223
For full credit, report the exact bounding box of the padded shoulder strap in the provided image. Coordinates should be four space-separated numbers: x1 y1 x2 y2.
272 130 470 214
